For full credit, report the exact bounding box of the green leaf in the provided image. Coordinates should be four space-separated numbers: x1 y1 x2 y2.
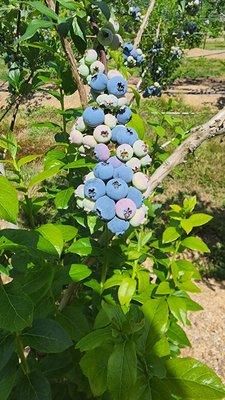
76 326 112 351
167 321 191 348
151 357 225 399
94 0 110 19
118 278 136 308
181 236 210 253
107 340 137 400
28 166 61 188
162 226 181 244
180 218 193 234
55 224 77 242
0 358 17 400
156 281 175 295
87 215 98 234
67 237 92 256
0 177 18 223
19 20 54 42
15 370 51 400
80 345 111 397
183 196 197 213
167 295 187 325
103 274 123 290
127 113 146 139
31 1 58 20
142 299 169 349
37 224 64 256
69 264 92 282
17 155 40 168
23 319 72 353
54 188 74 209
0 284 33 332
189 213 213 227
56 0 78 10
0 334 15 372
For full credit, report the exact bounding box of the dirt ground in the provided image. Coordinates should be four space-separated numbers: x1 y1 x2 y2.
182 279 225 381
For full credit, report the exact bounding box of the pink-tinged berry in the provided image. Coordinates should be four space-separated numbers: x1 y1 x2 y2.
115 198 136 220
93 125 112 143
90 61 105 74
126 157 141 172
94 143 110 161
107 70 123 79
116 144 133 161
130 205 148 227
108 156 123 168
74 184 84 199
132 172 149 191
133 140 149 158
104 114 117 128
84 171 95 182
69 129 83 145
83 135 97 149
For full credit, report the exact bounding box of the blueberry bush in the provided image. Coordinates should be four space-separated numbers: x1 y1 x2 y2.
0 1 225 399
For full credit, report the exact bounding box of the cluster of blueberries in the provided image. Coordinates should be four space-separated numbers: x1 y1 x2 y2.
143 82 162 98
185 0 201 15
123 42 145 67
128 5 142 22
150 41 164 55
70 71 151 235
170 46 183 60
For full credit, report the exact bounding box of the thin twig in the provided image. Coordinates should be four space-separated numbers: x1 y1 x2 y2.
134 0 156 48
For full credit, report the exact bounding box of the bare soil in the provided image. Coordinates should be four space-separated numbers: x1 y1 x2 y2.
182 279 225 381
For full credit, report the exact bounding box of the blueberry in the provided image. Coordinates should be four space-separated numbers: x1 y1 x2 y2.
106 178 128 200
107 76 128 98
94 195 116 220
107 216 129 235
107 70 123 79
133 140 149 158
78 64 90 77
113 164 133 183
116 106 132 124
119 127 138 146
123 42 133 52
83 135 97 149
84 178 106 201
115 198 136 220
93 125 112 143
90 73 108 93
130 205 148 227
104 114 117 128
73 116 86 132
126 187 143 208
69 129 83 145
116 144 133 161
83 107 105 127
126 157 141 172
140 154 152 166
83 198 95 213
84 171 95 182
111 125 127 143
108 156 123 168
84 49 98 65
94 143 110 161
90 61 105 74
74 184 85 199
130 49 138 59
94 162 114 181
132 172 149 191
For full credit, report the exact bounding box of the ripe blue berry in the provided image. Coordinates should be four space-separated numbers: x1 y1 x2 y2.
116 106 132 124
90 73 108 93
94 162 114 181
113 164 133 183
111 125 127 143
83 107 105 127
94 195 116 220
107 216 129 235
107 76 128 97
106 178 128 200
84 178 106 201
126 187 143 208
